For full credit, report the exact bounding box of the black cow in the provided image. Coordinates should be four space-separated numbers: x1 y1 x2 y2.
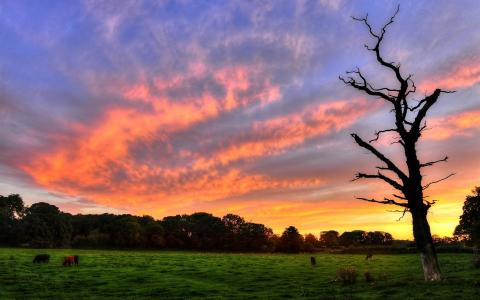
33 254 50 263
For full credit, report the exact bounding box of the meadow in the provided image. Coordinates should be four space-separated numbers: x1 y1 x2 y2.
0 248 478 299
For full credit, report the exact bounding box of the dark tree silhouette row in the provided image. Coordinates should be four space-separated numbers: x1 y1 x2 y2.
0 194 394 252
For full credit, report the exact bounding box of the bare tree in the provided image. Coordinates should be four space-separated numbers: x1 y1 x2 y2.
340 6 454 281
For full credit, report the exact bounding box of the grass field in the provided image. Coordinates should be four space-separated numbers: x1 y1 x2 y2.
0 248 478 299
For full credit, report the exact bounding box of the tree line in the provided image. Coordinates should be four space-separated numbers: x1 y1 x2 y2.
1 194 395 252
2 192 478 252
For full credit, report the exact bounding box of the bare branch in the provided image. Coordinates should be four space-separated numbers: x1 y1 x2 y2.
388 207 410 221
420 156 448 168
368 86 400 93
357 197 408 207
424 199 438 208
410 90 455 137
379 5 400 40
369 128 397 143
419 121 428 133
408 98 427 112
351 133 408 181
390 139 404 146
423 173 455 190
353 5 404 84
376 165 390 171
392 194 407 200
354 172 404 191
351 14 379 38
339 69 394 103
405 76 417 98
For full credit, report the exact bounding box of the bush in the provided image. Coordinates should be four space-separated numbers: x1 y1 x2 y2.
364 271 374 282
337 267 358 285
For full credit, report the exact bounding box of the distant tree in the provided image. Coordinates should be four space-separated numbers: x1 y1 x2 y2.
106 216 145 248
138 215 156 226
383 232 393 245
240 222 274 252
339 230 367 247
187 212 225 250
278 226 304 253
268 234 281 251
222 214 245 250
0 194 24 245
162 215 191 248
454 187 480 245
144 221 166 249
304 233 318 252
340 6 452 280
71 213 117 248
21 202 72 247
319 230 339 247
222 214 246 233
72 228 110 248
365 231 394 245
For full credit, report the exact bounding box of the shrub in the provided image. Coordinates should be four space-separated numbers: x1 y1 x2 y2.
337 267 358 285
364 271 374 282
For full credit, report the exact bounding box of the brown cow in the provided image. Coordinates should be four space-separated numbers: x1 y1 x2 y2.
63 256 75 266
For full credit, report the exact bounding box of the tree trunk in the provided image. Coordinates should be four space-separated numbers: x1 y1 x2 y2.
411 208 442 281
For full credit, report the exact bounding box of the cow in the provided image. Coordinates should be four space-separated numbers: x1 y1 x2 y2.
63 256 75 266
310 256 316 266
33 254 50 263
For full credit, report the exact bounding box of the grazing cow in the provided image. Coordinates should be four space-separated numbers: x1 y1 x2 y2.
74 255 79 266
63 256 75 266
33 254 50 263
365 253 373 260
310 256 316 266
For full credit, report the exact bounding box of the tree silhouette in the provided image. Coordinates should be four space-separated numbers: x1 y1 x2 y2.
454 187 480 245
21 202 72 248
278 226 303 253
340 6 454 281
319 230 339 247
0 194 25 245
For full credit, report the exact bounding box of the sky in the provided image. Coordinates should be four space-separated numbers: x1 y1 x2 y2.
0 0 479 239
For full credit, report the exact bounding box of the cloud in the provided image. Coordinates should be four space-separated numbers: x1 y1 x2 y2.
426 109 480 140
420 58 480 92
20 95 374 214
318 0 343 11
192 98 377 170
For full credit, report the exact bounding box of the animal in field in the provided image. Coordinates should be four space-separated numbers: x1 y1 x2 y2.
365 253 373 260
33 254 50 263
74 255 79 265
63 256 75 266
310 256 316 266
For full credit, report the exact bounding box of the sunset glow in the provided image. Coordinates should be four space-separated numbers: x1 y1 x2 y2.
1 0 479 239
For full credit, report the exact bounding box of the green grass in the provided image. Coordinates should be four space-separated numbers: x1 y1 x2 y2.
0 248 478 299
